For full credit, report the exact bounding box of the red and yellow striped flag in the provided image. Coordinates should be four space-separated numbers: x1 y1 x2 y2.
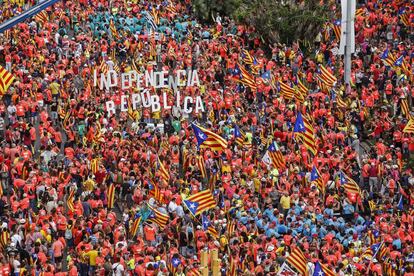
279 81 295 100
109 19 119 39
0 229 10 249
67 188 76 212
286 247 308 275
294 112 317 155
151 7 160 25
147 204 169 229
157 157 170 182
0 65 15 96
238 64 257 90
90 158 100 174
319 65 337 87
197 155 207 179
403 117 414 133
229 255 237 276
297 78 309 98
107 184 115 209
129 216 141 238
34 10 49 25
401 98 411 119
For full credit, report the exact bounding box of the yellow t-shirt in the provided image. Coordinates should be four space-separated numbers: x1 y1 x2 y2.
280 195 291 209
50 82 61 95
85 250 99 266
83 178 96 191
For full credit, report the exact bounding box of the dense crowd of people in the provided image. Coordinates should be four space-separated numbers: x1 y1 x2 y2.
0 0 413 275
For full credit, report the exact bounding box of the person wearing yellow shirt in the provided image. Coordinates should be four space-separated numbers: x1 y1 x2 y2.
83 177 96 191
84 245 99 274
280 192 291 217
50 81 61 100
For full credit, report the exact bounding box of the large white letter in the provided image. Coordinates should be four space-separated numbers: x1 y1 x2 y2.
120 95 128 112
176 90 181 107
183 96 193 113
145 70 155 88
141 90 151 107
106 101 116 117
93 69 97 87
195 96 205 113
99 73 111 90
162 70 169 88
136 73 143 90
190 70 200 87
163 92 171 110
151 95 161 112
131 93 141 109
108 70 118 88
121 73 131 90
168 74 178 91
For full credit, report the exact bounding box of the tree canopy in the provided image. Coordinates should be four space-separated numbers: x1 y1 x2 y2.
193 0 332 46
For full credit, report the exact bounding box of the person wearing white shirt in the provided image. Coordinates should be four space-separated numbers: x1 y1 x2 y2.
176 205 185 218
112 262 124 276
168 198 178 213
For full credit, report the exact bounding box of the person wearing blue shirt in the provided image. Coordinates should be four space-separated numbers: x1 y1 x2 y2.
392 239 402 250
277 222 288 235
263 206 274 219
324 207 334 217
343 202 355 215
255 216 264 230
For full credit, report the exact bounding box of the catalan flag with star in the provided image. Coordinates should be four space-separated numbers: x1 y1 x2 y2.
148 180 163 203
264 141 285 169
183 190 216 216
192 123 228 151
313 261 335 276
332 19 341 41
381 48 396 67
147 204 169 229
294 112 317 155
339 170 362 197
311 165 324 194
202 214 219 239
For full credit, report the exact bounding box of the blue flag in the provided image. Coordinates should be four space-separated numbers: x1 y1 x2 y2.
293 112 306 133
397 196 403 210
191 123 208 147
310 166 320 181
234 124 242 139
313 261 325 276
261 71 271 80
232 65 241 76
394 56 403 67
381 48 390 59
171 257 181 268
202 214 210 231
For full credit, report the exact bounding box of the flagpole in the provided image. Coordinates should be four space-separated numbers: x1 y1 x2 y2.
344 0 354 85
366 241 385 275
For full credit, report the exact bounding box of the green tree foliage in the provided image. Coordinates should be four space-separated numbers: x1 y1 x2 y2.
193 0 332 45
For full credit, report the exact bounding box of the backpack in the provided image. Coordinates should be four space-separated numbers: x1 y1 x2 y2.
65 228 72 239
